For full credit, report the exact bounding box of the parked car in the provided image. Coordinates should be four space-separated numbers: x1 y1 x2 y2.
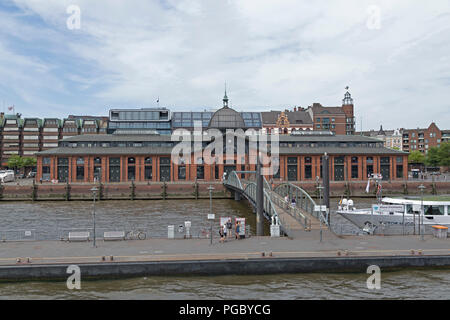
0 170 15 183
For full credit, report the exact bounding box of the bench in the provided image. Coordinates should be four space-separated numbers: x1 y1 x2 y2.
103 231 125 241
432 225 448 239
68 231 90 242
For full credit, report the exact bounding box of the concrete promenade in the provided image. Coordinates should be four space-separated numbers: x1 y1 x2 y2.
0 234 449 280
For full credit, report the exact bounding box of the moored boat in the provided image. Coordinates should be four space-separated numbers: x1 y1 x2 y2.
336 196 450 235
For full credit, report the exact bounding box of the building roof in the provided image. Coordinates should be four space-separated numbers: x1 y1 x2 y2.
278 134 383 143
261 111 312 125
309 103 345 115
37 147 173 156
208 106 246 129
60 134 172 142
279 147 407 155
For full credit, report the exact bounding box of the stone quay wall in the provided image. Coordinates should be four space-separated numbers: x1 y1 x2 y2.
0 180 448 201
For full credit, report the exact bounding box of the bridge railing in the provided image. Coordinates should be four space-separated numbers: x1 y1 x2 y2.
272 183 315 227
225 171 281 227
269 192 310 230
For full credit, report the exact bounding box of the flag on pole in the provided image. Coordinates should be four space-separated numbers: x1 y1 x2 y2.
365 179 370 193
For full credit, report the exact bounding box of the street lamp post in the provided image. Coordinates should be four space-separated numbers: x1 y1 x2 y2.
317 185 324 243
208 185 214 245
91 186 98 248
418 184 426 241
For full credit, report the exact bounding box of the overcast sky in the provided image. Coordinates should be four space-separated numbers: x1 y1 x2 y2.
0 0 449 130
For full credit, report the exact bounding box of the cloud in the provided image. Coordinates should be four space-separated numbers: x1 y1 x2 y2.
0 0 448 130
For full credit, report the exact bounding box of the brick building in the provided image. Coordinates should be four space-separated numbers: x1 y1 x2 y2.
0 114 22 166
35 95 407 183
0 114 108 167
305 90 355 135
261 108 313 134
402 122 442 153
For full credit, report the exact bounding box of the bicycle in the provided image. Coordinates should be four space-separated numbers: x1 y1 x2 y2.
197 228 210 239
125 230 146 240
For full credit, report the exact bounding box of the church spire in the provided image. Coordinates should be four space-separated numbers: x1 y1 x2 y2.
223 83 229 108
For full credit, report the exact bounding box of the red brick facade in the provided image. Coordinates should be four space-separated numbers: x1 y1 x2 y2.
36 153 408 183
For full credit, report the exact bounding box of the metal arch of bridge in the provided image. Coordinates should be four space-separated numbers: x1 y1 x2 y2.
224 171 317 232
273 183 328 227
224 171 279 224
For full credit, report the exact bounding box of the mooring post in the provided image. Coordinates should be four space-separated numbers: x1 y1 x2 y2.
256 155 264 236
322 153 330 224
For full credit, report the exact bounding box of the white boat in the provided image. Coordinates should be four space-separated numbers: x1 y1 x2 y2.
0 170 15 183
336 196 450 235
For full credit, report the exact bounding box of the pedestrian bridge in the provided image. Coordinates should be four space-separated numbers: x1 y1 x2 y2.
224 171 330 238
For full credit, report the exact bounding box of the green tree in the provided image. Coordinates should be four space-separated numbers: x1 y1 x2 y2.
22 157 37 175
425 147 440 167
7 155 23 170
438 142 450 166
408 150 425 164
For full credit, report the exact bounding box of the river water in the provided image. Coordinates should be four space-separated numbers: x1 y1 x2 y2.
0 198 449 300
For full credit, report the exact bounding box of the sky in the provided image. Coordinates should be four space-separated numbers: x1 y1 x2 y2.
0 0 449 131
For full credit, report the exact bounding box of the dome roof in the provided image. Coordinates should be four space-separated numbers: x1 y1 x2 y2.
208 106 245 129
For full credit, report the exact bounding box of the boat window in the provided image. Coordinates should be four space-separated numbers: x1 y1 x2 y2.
424 205 445 215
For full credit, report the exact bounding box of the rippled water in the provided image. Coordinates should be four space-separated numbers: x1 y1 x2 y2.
0 199 268 239
0 198 449 299
1 270 450 300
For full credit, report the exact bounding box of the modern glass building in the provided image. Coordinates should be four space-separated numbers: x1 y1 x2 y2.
108 108 171 135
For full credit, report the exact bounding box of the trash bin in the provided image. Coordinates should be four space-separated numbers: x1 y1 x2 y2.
432 225 448 239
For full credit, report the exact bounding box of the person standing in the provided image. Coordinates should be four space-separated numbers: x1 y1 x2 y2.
226 219 232 239
219 225 225 243
235 221 241 240
223 223 227 240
